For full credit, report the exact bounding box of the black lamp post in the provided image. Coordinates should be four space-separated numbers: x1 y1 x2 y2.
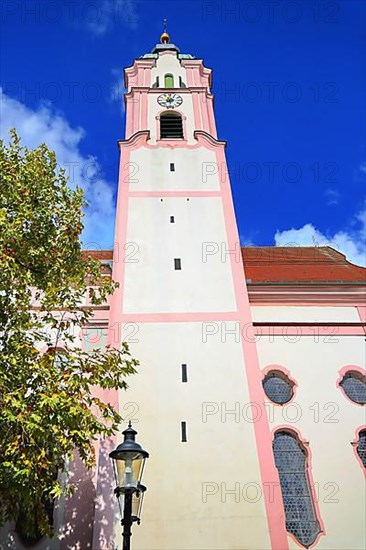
109 422 149 550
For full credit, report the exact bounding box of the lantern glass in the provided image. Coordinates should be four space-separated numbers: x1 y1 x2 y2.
113 455 145 489
132 485 146 521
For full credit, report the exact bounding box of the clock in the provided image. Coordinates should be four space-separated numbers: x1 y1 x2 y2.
157 93 183 109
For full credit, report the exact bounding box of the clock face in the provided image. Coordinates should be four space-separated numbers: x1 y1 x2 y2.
157 93 183 109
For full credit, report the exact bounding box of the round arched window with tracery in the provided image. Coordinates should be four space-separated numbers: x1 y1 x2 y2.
262 370 294 404
339 371 366 405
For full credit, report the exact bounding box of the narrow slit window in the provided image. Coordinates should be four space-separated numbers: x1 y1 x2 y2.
174 258 181 270
170 163 175 171
182 364 188 382
181 421 187 442
170 216 175 223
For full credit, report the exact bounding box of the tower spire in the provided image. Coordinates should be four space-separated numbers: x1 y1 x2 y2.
160 17 170 44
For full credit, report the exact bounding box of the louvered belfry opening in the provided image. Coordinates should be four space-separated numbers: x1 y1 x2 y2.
160 112 184 139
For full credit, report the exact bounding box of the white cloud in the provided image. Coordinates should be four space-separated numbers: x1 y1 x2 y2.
324 188 340 206
84 0 138 36
110 68 126 114
239 235 255 246
275 209 366 267
0 89 115 249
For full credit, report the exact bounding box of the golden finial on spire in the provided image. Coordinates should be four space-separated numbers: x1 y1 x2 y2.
160 17 170 44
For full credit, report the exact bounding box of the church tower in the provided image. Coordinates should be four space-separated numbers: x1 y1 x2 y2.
0 24 364 550
93 29 289 550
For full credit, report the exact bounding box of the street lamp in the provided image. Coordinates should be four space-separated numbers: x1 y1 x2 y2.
109 422 149 550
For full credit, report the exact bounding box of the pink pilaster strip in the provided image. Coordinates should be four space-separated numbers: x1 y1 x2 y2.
217 145 289 549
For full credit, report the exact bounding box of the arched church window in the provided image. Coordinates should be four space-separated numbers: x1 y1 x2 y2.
164 73 174 88
273 430 321 548
339 371 366 405
263 371 294 404
160 112 184 139
152 76 160 88
356 429 366 468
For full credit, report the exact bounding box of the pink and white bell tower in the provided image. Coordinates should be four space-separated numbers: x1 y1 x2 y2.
93 30 289 550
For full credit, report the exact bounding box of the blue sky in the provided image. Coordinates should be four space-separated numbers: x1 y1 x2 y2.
1 0 365 264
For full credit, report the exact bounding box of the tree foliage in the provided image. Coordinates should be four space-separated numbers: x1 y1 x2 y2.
0 130 137 540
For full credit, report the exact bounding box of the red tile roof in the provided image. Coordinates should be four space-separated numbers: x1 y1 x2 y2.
83 247 365 284
242 246 366 284
82 250 113 261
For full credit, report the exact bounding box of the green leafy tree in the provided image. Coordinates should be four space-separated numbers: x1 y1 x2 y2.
0 130 137 541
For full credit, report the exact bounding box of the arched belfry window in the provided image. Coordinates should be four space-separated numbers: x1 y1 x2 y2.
273 431 321 548
164 73 174 88
160 112 184 139
339 371 366 405
356 430 366 468
263 370 294 404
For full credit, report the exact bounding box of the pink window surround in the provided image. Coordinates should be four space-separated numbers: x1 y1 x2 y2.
272 426 326 549
261 365 298 406
336 365 366 406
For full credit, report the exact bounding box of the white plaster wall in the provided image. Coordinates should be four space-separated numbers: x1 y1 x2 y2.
257 335 366 550
128 146 221 191
123 197 237 313
115 321 272 550
252 306 360 323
